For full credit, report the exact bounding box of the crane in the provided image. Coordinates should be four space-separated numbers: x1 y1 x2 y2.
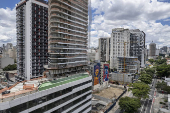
117 41 129 84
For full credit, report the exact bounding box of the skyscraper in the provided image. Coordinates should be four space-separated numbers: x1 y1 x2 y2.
16 0 48 81
109 28 145 69
47 0 88 77
129 29 145 67
98 38 110 62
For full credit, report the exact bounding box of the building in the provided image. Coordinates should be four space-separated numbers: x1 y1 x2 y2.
45 0 91 112
109 28 145 69
16 0 48 81
0 55 14 69
98 38 110 62
161 46 168 53
116 57 140 74
2 44 17 60
110 28 130 69
0 73 92 113
129 29 145 67
47 0 88 77
110 72 134 83
87 48 97 62
149 41 156 56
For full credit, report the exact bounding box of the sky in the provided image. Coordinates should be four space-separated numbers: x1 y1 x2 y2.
1 0 170 48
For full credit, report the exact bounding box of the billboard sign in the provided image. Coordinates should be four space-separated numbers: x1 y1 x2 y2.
103 64 109 82
94 63 100 85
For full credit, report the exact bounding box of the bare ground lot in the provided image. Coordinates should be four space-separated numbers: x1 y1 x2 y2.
93 87 124 99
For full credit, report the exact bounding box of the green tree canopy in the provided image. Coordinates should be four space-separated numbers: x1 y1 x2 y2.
148 59 155 64
145 68 155 77
139 74 152 84
3 64 17 71
119 96 141 113
156 81 170 93
129 82 150 99
156 64 170 77
155 59 167 65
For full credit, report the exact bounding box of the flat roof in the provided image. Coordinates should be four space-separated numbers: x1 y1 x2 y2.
0 73 89 102
39 74 89 91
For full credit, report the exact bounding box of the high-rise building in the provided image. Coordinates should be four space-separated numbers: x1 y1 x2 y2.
47 0 88 77
0 1 92 113
98 38 110 62
110 28 130 69
161 46 167 53
129 29 145 67
105 28 145 69
16 0 48 81
149 41 156 56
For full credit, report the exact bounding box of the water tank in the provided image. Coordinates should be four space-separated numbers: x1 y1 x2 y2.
149 42 156 56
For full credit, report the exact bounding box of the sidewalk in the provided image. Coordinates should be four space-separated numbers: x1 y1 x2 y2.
108 90 132 113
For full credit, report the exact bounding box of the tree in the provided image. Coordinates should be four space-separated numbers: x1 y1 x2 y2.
156 81 170 93
145 68 155 77
119 97 141 113
3 64 17 71
148 59 155 64
139 74 152 84
129 82 150 99
156 64 170 77
155 59 167 65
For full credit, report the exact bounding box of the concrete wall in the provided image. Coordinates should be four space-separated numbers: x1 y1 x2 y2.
110 73 133 83
92 94 112 103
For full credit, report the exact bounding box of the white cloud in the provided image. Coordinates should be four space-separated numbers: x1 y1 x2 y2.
90 0 170 48
0 7 16 46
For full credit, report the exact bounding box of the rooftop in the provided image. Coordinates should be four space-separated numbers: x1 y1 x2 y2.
0 73 89 103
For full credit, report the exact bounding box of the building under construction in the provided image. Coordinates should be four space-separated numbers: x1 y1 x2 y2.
47 0 88 78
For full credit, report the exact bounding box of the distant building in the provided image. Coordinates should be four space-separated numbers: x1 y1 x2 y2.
149 41 156 56
2 43 17 60
116 57 140 74
110 28 130 69
98 38 110 62
129 29 146 67
161 46 168 53
0 55 14 69
110 73 134 83
97 28 146 69
87 48 97 62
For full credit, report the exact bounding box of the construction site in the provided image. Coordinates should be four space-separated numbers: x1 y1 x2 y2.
91 84 125 113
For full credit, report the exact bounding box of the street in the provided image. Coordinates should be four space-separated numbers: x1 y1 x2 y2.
139 78 157 113
114 78 157 113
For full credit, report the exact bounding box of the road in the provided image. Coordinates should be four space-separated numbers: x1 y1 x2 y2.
139 78 157 113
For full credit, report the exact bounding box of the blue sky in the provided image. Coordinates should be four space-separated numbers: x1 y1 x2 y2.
0 0 20 9
1 0 170 48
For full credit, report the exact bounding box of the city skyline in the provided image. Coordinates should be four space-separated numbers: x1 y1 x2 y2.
1 0 170 48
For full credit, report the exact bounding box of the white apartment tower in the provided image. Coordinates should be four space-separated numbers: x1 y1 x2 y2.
16 0 48 81
110 28 145 69
110 28 130 69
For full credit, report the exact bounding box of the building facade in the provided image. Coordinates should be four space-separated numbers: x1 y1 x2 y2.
104 28 146 69
47 0 88 77
110 28 130 69
16 0 48 81
116 57 140 74
0 56 14 69
129 29 145 67
0 73 92 113
98 38 110 62
149 41 156 56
